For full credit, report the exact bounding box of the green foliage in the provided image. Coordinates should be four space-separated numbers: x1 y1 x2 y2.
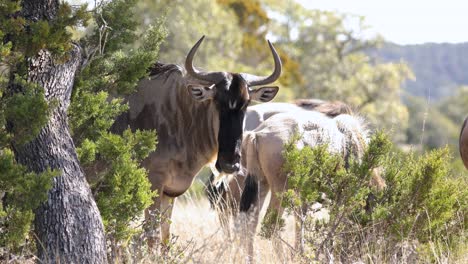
266 6 412 141
0 0 88 253
374 147 463 243
69 91 127 144
1 0 166 255
68 0 167 248
135 0 244 71
3 77 51 145
281 141 343 209
260 209 285 239
77 130 157 241
0 1 89 69
276 131 466 261
0 149 55 250
282 132 390 211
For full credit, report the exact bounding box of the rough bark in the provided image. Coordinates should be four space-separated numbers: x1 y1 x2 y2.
8 0 108 262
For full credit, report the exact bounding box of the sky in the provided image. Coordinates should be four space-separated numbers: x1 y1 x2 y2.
297 0 468 45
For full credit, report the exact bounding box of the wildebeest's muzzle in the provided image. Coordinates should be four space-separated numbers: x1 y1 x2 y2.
216 110 243 173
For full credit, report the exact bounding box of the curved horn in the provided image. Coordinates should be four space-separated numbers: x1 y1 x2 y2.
241 40 282 86
185 36 225 83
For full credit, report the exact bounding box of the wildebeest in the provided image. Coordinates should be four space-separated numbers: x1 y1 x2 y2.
111 36 282 246
206 100 353 221
460 116 468 169
212 108 383 259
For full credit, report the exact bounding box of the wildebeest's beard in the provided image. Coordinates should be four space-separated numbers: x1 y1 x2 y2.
215 107 245 173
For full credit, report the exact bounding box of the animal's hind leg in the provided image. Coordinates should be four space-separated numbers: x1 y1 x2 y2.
265 189 287 260
239 177 269 262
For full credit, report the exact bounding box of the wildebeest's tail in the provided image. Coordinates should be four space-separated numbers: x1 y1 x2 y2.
239 174 258 212
239 132 261 212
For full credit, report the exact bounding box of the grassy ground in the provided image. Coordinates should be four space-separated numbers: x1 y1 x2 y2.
157 187 467 264
170 191 300 263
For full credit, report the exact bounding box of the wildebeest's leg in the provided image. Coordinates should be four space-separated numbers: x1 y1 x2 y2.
145 189 162 249
239 176 269 262
160 193 175 247
144 187 174 250
265 187 287 260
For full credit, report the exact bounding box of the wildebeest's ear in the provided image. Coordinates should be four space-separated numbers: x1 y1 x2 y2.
187 84 215 102
249 86 279 102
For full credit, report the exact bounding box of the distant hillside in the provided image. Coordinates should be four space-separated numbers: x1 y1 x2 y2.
369 42 468 100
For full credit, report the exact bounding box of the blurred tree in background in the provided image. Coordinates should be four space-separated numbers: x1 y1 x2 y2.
135 0 243 71
265 3 413 142
218 0 269 66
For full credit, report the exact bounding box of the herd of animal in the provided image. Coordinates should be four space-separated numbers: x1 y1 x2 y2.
111 36 468 259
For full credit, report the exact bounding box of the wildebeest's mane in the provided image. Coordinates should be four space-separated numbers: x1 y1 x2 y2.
147 61 184 80
147 61 214 87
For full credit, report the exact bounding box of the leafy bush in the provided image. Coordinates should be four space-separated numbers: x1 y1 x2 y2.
68 0 167 256
0 0 77 254
1 0 167 258
272 131 466 262
78 129 157 242
0 150 55 251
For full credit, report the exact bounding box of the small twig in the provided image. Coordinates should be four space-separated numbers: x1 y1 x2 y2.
278 236 296 252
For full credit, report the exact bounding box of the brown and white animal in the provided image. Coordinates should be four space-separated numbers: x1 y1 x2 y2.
460 116 468 169
206 101 353 220
232 109 378 259
111 36 282 246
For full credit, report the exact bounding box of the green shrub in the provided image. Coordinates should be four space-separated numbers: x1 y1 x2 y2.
274 131 466 262
1 0 167 257
0 150 55 250
68 0 167 254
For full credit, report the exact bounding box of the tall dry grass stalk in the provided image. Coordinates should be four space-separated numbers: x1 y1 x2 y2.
165 192 301 264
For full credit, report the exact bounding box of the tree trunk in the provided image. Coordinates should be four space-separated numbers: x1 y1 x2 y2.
8 0 107 262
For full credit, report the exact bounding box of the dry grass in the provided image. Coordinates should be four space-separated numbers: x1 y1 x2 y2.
168 191 301 264
135 190 467 264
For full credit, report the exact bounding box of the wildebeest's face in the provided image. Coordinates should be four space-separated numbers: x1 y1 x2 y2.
189 74 279 173
185 36 282 173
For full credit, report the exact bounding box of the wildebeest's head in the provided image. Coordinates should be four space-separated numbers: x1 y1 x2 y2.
185 36 282 173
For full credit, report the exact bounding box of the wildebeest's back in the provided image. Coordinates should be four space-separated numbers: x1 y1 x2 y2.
111 63 184 134
244 111 347 186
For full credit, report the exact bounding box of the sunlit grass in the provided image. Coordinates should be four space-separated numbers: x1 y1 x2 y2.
170 189 298 263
